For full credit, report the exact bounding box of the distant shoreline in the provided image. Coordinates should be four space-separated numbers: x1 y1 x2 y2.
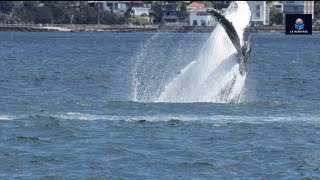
0 24 319 34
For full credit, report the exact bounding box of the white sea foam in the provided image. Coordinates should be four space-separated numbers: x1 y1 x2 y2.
0 115 16 120
157 2 251 103
49 112 320 124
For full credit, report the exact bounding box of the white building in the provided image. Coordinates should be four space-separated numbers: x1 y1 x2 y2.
101 1 151 15
248 1 270 26
132 7 150 22
283 1 314 24
271 2 284 12
100 1 152 23
189 10 214 26
132 7 149 17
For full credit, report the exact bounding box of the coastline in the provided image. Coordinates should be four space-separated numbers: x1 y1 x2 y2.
0 24 319 34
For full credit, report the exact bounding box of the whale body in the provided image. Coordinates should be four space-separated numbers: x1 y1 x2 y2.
206 1 252 76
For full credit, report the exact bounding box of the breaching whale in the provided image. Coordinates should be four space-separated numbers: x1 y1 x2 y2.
206 1 252 76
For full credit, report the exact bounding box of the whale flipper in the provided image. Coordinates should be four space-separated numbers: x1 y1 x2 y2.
206 8 242 55
206 7 251 76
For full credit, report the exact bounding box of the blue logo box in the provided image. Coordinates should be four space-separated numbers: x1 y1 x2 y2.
286 14 312 35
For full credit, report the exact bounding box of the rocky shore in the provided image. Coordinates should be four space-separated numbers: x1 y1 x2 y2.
0 24 319 34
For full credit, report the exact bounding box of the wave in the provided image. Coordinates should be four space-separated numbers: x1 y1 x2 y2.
2 111 318 124
0 115 17 120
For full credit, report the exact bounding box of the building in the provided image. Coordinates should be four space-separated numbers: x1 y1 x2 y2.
161 1 180 25
213 1 231 10
130 1 151 19
271 2 284 12
187 2 214 26
283 1 314 21
187 2 205 11
100 1 152 23
189 10 214 26
101 1 129 14
304 1 314 18
101 1 151 15
248 1 270 26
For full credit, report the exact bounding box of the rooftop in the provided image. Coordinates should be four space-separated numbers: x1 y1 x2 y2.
187 2 205 10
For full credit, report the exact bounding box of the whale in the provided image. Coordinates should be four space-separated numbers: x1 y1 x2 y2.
206 1 252 76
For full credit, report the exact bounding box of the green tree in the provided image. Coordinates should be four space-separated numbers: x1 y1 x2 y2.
151 2 162 23
200 1 213 8
23 1 36 10
101 11 125 24
270 7 283 25
14 2 35 22
266 1 273 5
140 13 148 17
51 4 70 23
74 6 97 24
177 3 188 21
128 17 148 25
125 7 133 18
0 1 14 14
34 7 53 24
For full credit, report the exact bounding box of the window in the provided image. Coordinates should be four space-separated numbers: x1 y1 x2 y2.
256 12 260 18
256 5 260 10
193 20 197 26
201 20 206 26
196 12 208 16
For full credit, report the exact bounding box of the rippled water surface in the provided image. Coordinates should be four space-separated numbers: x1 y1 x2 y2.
0 32 320 179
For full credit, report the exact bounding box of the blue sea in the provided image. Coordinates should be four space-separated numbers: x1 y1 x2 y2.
0 32 320 179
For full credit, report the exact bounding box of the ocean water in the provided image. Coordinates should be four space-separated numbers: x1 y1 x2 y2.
0 32 320 179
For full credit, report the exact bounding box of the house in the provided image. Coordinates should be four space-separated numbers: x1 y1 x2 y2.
187 2 214 26
101 1 151 15
131 1 151 17
161 1 180 25
213 1 231 10
101 1 129 14
187 2 205 11
248 1 270 26
271 2 284 12
189 10 214 26
283 1 314 20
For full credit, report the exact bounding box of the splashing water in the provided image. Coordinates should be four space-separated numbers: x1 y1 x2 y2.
131 2 251 103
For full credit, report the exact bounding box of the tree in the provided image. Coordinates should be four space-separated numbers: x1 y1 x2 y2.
177 3 188 21
270 7 283 25
100 11 125 24
200 1 213 8
0 1 14 14
125 7 134 18
34 7 53 24
51 3 70 23
74 6 97 24
14 1 36 23
23 1 36 10
140 13 148 17
266 1 274 5
128 17 148 25
151 2 162 23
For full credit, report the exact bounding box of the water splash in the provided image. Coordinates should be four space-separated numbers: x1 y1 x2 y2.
131 2 251 103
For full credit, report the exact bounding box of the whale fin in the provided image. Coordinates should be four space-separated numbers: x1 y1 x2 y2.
207 8 251 76
206 8 242 55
